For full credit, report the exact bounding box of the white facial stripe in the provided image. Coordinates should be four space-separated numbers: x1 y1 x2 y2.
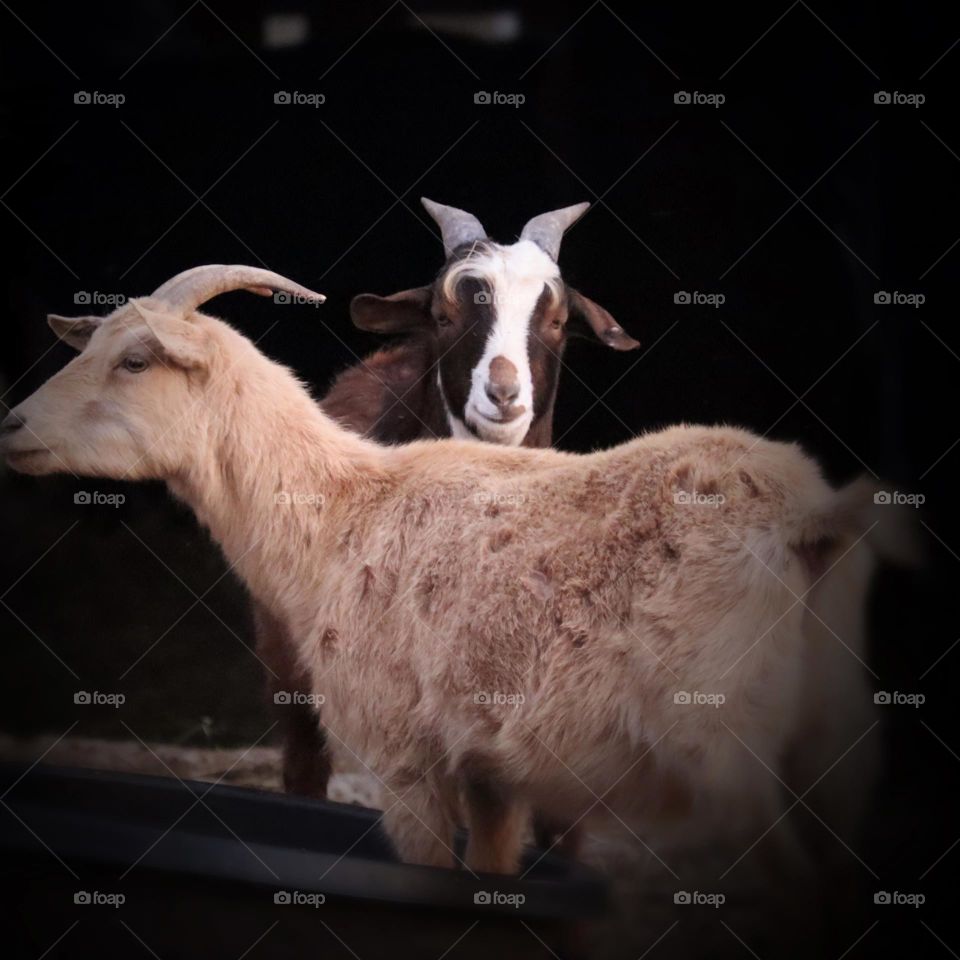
462 240 559 445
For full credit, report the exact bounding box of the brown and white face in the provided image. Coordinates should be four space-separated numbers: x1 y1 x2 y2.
350 200 640 445
0 266 325 479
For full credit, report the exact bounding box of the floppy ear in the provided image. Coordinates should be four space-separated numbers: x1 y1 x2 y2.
47 314 101 351
133 302 210 372
350 287 433 334
567 289 639 351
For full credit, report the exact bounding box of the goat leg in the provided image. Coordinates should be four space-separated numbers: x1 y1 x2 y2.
464 777 529 875
252 601 331 797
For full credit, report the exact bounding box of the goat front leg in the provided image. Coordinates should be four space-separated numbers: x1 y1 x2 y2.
464 778 529 875
381 778 459 869
252 602 331 798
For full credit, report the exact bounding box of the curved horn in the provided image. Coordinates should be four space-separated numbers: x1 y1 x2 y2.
421 198 487 257
150 265 325 313
519 202 590 260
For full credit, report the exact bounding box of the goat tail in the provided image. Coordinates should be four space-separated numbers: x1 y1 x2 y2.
783 475 921 847
792 475 923 583
787 474 921 711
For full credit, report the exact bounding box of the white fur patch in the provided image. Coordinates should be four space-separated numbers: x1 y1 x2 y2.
447 240 559 445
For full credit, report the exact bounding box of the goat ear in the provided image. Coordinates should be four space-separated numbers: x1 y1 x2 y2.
350 287 433 334
133 304 210 372
47 314 101 351
566 289 639 351
151 323 210 372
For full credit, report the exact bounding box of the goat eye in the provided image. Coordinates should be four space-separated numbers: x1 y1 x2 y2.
550 316 563 330
122 356 149 373
437 315 452 327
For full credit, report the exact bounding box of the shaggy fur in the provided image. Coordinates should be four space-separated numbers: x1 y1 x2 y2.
256 339 441 802
2 293 876 875
264 237 633 815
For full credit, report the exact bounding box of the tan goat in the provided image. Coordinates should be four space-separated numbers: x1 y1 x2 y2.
1 266 875 875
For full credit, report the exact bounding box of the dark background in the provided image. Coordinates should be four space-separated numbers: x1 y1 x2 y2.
0 2 957 955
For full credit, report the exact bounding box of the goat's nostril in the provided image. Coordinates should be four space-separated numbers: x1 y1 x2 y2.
485 381 520 408
0 411 25 436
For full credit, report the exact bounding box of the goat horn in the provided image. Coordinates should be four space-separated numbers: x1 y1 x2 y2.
150 265 326 313
519 202 590 260
421 198 487 258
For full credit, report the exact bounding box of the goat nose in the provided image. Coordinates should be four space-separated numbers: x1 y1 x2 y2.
0 410 25 436
486 355 521 408
485 379 520 408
